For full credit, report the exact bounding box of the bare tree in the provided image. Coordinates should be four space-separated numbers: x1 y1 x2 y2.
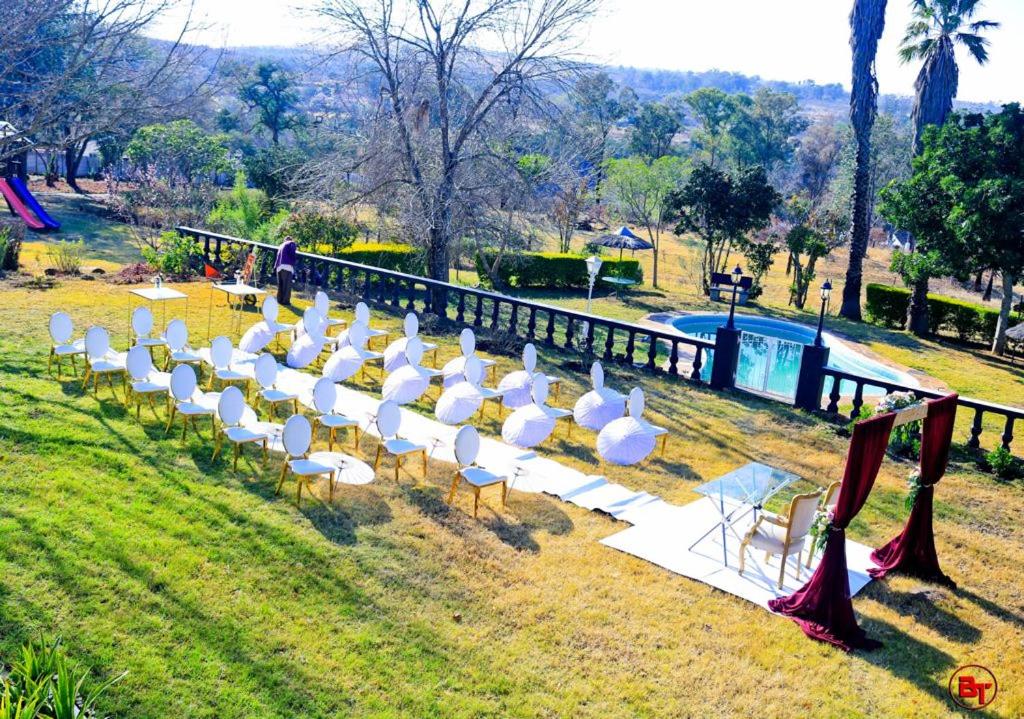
315 0 599 309
0 0 221 190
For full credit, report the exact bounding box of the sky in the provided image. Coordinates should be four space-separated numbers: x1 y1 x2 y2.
148 0 1024 104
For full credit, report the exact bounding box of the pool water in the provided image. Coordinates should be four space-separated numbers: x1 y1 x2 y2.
669 314 917 400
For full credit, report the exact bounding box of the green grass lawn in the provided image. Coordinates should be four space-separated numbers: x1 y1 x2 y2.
1 270 1024 717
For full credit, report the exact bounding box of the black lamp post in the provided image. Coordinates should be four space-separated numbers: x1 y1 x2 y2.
814 279 833 347
726 264 743 329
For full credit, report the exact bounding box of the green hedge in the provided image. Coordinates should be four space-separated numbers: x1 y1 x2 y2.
865 283 1010 343
475 251 643 289
335 243 423 274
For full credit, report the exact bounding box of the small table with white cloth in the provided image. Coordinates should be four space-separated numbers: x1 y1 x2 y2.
208 282 267 340
129 286 189 340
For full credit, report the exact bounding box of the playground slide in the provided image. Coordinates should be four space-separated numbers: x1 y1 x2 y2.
0 178 46 230
9 176 60 229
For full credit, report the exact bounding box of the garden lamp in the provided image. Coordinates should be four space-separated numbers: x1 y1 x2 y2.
815 279 833 347
726 265 743 329
585 255 603 314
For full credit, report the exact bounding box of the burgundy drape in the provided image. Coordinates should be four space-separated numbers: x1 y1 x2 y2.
768 412 895 651
869 394 958 586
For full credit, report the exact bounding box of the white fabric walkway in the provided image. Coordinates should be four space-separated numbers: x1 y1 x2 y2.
245 358 873 610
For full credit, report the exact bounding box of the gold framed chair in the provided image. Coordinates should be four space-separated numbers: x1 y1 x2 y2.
738 489 822 589
371 400 427 483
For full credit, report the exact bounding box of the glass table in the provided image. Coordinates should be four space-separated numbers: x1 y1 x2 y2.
688 462 801 566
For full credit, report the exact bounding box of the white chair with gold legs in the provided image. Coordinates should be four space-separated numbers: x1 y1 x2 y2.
383 313 438 371
447 425 507 518
277 414 338 507
371 400 427 483
206 336 250 394
314 291 347 337
738 490 822 590
125 345 171 420
311 377 360 451
442 328 496 388
131 306 167 358
354 301 390 349
212 386 269 472
81 327 127 401
163 319 204 378
382 337 441 405
165 364 218 444
805 480 842 568
47 312 85 379
253 353 299 418
435 356 505 425
322 322 384 384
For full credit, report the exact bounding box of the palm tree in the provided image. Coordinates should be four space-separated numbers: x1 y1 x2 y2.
839 0 888 321
901 0 999 152
899 0 998 335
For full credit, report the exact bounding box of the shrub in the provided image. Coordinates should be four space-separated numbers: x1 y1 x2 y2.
0 226 22 271
475 251 643 289
206 172 288 244
281 211 359 255
140 231 201 277
1 636 124 719
335 243 423 274
864 283 1010 343
46 240 84 275
984 446 1022 481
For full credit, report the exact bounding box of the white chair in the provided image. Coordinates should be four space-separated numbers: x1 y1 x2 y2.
805 481 842 568
286 307 328 369
435 355 505 425
383 313 438 371
212 386 269 471
82 327 127 400
447 425 507 518
497 343 562 408
310 377 360 451
321 322 384 383
125 345 171 419
253 353 299 418
47 312 85 379
131 306 167 354
442 328 496 388
240 296 292 354
381 337 442 405
596 388 660 467
165 364 218 443
277 415 340 506
739 490 823 589
314 291 347 336
206 336 251 393
371 400 427 482
162 319 203 377
354 301 390 348
573 361 626 432
501 374 569 448
632 387 669 457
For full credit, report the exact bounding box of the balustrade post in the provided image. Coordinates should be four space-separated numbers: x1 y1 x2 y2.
603 328 615 361
564 317 575 350
456 293 466 323
709 325 740 390
690 346 704 382
825 376 841 414
509 304 519 337
794 344 831 411
1002 416 1015 451
969 408 983 449
473 296 483 327
490 299 500 331
544 312 556 346
526 307 537 341
646 334 657 371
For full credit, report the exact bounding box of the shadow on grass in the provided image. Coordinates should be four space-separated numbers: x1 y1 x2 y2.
854 615 1000 719
869 585 981 644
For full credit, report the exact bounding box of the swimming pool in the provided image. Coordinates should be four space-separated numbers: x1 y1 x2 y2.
667 314 918 400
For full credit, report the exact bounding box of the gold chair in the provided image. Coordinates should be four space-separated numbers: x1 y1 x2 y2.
738 489 822 589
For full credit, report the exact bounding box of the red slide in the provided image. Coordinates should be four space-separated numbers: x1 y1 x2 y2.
0 178 46 230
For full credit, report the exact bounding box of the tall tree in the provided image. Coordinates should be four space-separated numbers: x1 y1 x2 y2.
684 88 738 169
238 62 302 145
729 89 808 173
601 155 688 288
316 0 599 302
897 0 999 334
839 0 888 321
572 72 635 195
668 164 780 294
628 102 682 159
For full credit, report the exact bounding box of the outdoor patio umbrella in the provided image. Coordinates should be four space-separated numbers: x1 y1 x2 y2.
592 226 654 260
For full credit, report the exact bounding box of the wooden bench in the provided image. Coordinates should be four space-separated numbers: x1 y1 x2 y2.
708 272 752 305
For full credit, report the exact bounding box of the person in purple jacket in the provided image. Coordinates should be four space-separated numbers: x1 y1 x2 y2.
274 236 298 305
